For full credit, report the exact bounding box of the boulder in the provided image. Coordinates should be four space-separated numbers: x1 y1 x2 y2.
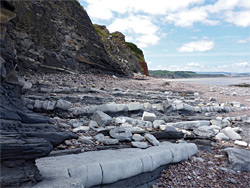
92 111 112 127
102 138 119 145
132 134 144 142
167 121 210 130
144 134 160 146
55 99 72 111
223 148 250 172
128 102 143 111
142 111 156 122
153 120 165 129
234 140 247 147
193 126 216 138
109 128 132 141
221 127 242 140
215 133 229 141
72 126 90 133
131 142 148 149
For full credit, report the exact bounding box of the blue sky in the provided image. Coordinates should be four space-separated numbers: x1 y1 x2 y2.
80 0 250 73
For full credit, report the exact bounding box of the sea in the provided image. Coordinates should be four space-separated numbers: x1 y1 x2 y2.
164 77 250 86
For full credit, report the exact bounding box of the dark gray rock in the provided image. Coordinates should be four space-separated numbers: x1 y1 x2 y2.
92 111 112 126
110 127 132 141
223 147 250 172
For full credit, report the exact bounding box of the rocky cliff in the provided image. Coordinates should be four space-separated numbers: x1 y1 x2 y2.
4 0 124 75
93 24 149 76
0 1 77 187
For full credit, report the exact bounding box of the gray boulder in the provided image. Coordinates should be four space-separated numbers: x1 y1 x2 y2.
193 126 215 137
142 111 156 122
55 99 72 111
215 133 229 141
92 111 112 127
102 138 119 145
109 128 132 141
223 147 250 172
153 120 165 129
144 134 160 146
221 127 241 140
132 134 144 142
131 142 148 149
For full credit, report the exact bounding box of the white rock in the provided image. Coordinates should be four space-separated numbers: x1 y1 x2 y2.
144 134 160 146
221 127 242 140
153 120 165 129
132 134 144 142
159 125 166 131
131 142 148 149
234 140 247 147
215 133 229 141
142 111 156 122
73 126 90 133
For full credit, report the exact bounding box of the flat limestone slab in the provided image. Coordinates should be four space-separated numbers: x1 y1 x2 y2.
33 142 198 188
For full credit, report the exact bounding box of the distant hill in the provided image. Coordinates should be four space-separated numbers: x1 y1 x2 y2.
149 70 225 78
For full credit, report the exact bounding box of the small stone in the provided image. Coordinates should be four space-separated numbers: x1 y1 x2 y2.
230 178 237 184
58 123 71 129
153 119 165 129
64 140 72 146
79 136 94 144
215 133 229 141
92 111 112 127
102 138 119 145
234 140 247 147
209 97 216 101
131 141 148 149
109 127 132 141
132 134 144 142
144 134 160 146
221 127 242 140
142 111 156 122
72 126 90 133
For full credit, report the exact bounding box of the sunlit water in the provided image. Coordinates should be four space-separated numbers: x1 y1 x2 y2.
164 77 250 86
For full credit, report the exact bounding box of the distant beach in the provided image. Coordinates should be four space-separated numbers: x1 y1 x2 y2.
164 77 250 86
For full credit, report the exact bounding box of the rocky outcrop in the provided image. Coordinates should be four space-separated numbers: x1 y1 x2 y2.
0 2 77 187
4 0 124 75
93 24 149 76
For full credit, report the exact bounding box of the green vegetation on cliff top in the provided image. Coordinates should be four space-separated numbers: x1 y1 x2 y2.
125 42 145 62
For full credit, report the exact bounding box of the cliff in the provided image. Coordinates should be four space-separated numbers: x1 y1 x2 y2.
4 0 124 75
93 24 149 76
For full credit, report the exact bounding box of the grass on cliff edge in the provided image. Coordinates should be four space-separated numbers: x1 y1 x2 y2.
125 42 145 62
93 24 108 38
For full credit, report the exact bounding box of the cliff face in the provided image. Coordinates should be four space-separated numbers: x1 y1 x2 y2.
4 0 123 75
93 24 145 76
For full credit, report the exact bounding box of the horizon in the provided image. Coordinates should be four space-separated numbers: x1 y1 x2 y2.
80 0 250 73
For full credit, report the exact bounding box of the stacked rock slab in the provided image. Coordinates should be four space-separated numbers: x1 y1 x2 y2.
0 2 77 187
33 142 198 188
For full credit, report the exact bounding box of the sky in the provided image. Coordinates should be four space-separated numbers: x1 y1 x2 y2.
79 0 250 73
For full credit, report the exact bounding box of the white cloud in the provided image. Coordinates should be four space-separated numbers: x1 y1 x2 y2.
224 11 250 27
187 62 201 67
237 37 250 44
152 62 250 73
177 39 215 52
83 0 204 19
217 62 250 72
165 7 219 27
108 16 160 48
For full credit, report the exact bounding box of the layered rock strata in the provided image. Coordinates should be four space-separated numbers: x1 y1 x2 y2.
0 1 77 187
4 0 124 75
